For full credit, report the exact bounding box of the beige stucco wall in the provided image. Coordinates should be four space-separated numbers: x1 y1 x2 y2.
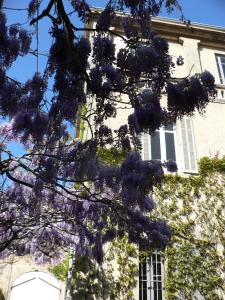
167 37 225 164
101 34 225 168
200 46 225 84
193 103 225 159
177 39 225 160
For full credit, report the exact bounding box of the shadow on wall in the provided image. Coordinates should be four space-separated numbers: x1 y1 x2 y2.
0 289 5 300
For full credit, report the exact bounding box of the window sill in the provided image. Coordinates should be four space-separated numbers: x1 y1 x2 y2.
182 170 199 175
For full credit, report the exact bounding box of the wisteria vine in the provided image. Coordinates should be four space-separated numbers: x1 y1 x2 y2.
0 0 216 263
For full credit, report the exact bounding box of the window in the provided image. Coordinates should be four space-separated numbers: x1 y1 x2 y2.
139 252 164 300
180 118 198 173
216 54 225 84
142 123 176 162
142 118 197 173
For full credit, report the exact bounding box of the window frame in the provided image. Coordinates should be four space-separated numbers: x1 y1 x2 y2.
179 118 198 174
139 252 165 300
216 54 225 84
142 123 177 163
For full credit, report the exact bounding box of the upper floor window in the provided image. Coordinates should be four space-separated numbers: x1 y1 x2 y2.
142 123 176 162
142 118 198 174
139 252 164 300
216 54 225 84
180 118 198 173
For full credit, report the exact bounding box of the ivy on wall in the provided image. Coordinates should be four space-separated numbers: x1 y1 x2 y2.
49 256 69 282
50 156 225 300
153 156 225 300
50 236 138 300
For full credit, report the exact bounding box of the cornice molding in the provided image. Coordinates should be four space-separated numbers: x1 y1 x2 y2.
88 8 225 49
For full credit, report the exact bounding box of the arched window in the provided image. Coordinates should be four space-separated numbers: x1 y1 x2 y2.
10 271 60 300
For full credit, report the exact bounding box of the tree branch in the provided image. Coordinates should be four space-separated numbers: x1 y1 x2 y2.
30 0 56 25
5 171 33 188
56 0 75 42
2 7 28 11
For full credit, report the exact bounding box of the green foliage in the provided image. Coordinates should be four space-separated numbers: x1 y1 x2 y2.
71 256 110 300
153 156 225 300
70 238 138 300
50 237 138 300
97 147 126 166
50 157 225 299
199 156 225 175
106 236 138 300
49 256 69 282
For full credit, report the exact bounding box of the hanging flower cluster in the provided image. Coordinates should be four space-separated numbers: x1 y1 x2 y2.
0 0 216 263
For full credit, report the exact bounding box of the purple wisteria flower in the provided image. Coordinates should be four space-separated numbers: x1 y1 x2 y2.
0 0 216 264
165 160 178 172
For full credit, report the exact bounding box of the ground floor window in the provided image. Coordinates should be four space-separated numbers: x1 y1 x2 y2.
139 252 164 300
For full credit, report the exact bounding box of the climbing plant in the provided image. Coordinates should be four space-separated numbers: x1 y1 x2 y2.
51 156 225 299
0 0 216 263
153 156 225 300
49 255 69 282
50 236 138 300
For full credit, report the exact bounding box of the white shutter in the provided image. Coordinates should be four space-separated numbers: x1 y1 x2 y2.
180 118 198 173
142 133 150 160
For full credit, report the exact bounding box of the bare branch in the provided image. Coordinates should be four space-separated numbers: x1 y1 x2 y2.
2 7 28 11
30 0 56 25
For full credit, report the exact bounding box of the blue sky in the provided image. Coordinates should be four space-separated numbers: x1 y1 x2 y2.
172 0 225 27
2 0 225 156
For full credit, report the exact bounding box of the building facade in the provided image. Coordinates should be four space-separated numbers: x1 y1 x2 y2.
88 9 225 171
88 9 225 300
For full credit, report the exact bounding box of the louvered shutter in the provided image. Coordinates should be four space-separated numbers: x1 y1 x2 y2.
142 133 150 160
181 118 198 173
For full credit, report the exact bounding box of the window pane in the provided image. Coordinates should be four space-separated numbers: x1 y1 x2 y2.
139 287 142 300
157 263 162 276
151 132 161 160
139 263 142 300
222 63 225 79
153 262 156 275
158 284 163 300
221 57 225 63
139 263 142 278
165 132 176 161
154 281 158 300
142 261 147 280
216 55 225 83
143 281 147 300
